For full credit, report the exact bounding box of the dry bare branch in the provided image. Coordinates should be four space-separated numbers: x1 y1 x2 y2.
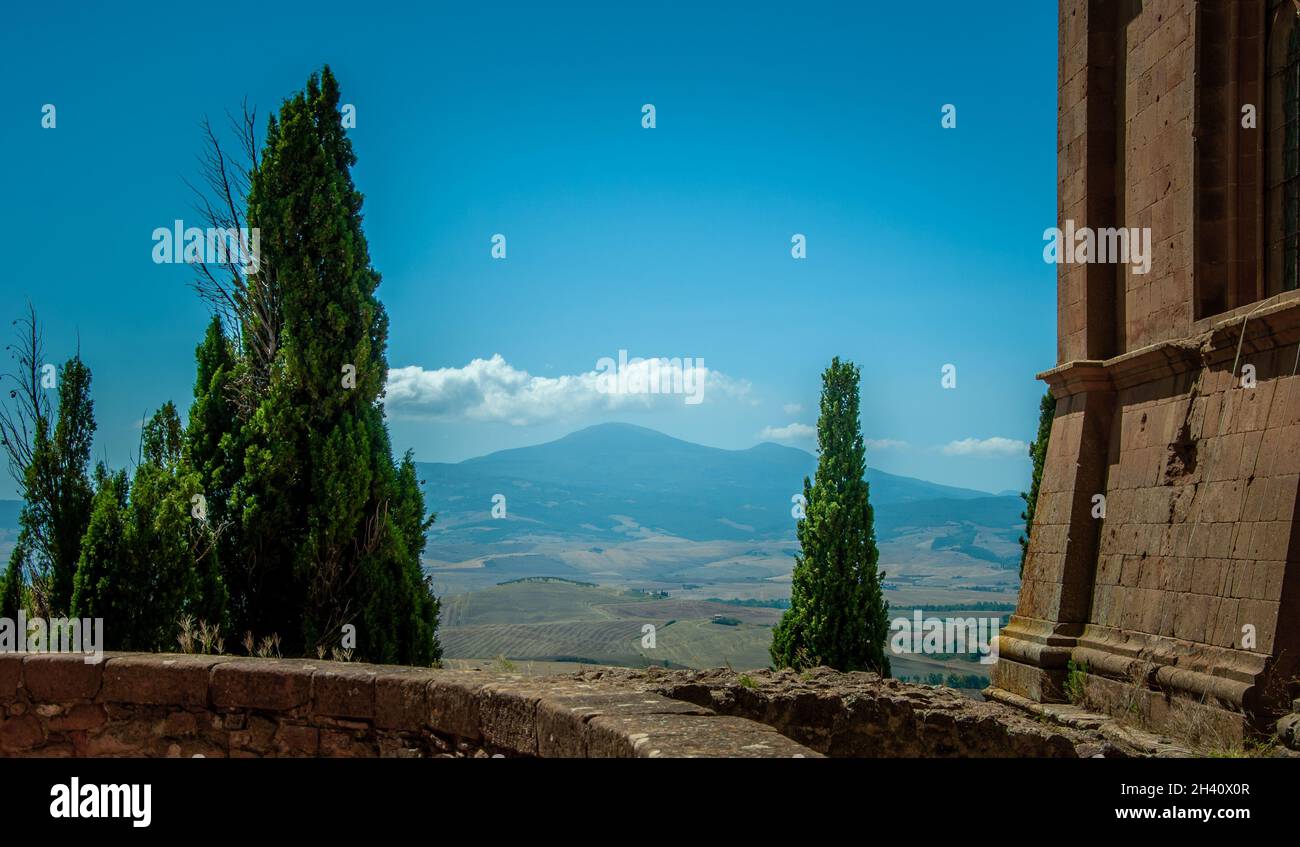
183 101 282 408
0 302 50 491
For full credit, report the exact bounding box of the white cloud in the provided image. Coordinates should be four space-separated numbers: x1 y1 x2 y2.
865 438 908 450
386 354 751 425
782 403 803 415
940 437 1027 458
758 422 816 441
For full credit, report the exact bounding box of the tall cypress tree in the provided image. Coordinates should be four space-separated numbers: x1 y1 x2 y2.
13 354 96 615
228 66 439 663
46 356 96 610
1019 390 1055 576
771 357 889 674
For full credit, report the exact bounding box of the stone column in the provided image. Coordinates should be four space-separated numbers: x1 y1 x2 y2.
993 365 1115 701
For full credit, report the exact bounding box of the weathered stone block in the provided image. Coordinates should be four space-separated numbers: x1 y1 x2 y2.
211 659 313 712
534 690 713 758
229 714 277 753
426 673 485 740
49 703 107 732
157 710 198 737
0 652 23 701
0 714 45 750
23 653 103 702
312 665 378 720
588 712 813 758
84 719 155 757
274 723 320 756
373 668 436 730
102 654 233 707
319 728 375 757
477 682 539 754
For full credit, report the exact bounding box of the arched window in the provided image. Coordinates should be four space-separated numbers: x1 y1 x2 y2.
1267 0 1300 294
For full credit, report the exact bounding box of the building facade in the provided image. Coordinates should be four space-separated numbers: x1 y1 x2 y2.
992 0 1300 735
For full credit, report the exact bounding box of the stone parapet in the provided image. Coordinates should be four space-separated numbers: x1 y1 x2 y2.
0 653 817 758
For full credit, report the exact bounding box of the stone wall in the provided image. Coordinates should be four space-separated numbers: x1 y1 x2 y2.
1057 0 1198 364
999 291 1300 735
0 652 1153 758
581 667 1110 757
0 652 816 758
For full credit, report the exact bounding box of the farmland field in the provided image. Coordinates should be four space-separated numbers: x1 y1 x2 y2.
437 577 1003 682
438 579 777 670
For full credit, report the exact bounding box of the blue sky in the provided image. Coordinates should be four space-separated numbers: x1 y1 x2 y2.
1 1 1057 498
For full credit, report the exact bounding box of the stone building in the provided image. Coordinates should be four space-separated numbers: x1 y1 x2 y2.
992 0 1300 736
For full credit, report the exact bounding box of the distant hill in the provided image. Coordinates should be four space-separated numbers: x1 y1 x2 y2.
451 422 991 505
416 423 1023 567
0 429 1025 577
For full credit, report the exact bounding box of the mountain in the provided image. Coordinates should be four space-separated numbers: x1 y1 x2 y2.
457 423 993 504
416 423 1023 564
0 433 1022 604
0 428 1025 577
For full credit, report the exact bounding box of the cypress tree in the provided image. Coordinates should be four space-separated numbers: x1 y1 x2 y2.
228 66 440 662
1019 389 1056 576
13 354 95 615
771 357 890 674
1 543 26 619
46 356 96 610
186 315 244 625
72 405 227 650
71 466 135 642
130 403 227 641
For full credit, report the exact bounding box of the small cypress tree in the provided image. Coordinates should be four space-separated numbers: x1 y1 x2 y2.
1019 390 1055 576
131 402 227 637
771 357 890 674
186 315 244 626
72 405 228 650
1 543 26 619
71 466 136 642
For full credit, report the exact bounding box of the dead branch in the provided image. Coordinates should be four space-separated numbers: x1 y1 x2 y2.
0 302 50 491
183 100 281 405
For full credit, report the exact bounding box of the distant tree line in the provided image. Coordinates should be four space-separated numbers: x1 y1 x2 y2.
498 577 598 588
707 597 790 609
897 673 989 690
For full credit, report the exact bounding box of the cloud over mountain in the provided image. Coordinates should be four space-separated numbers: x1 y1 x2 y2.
757 422 816 441
387 354 751 425
940 437 1027 457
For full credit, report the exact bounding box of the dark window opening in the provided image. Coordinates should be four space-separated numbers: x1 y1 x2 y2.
1267 0 1300 295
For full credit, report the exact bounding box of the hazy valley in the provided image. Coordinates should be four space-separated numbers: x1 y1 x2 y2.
0 422 1022 682
416 423 1022 681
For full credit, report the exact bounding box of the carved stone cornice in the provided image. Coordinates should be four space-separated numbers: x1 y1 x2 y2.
1039 293 1300 398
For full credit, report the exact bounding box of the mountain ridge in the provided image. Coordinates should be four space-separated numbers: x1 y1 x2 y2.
414 423 1023 559
423 422 998 504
